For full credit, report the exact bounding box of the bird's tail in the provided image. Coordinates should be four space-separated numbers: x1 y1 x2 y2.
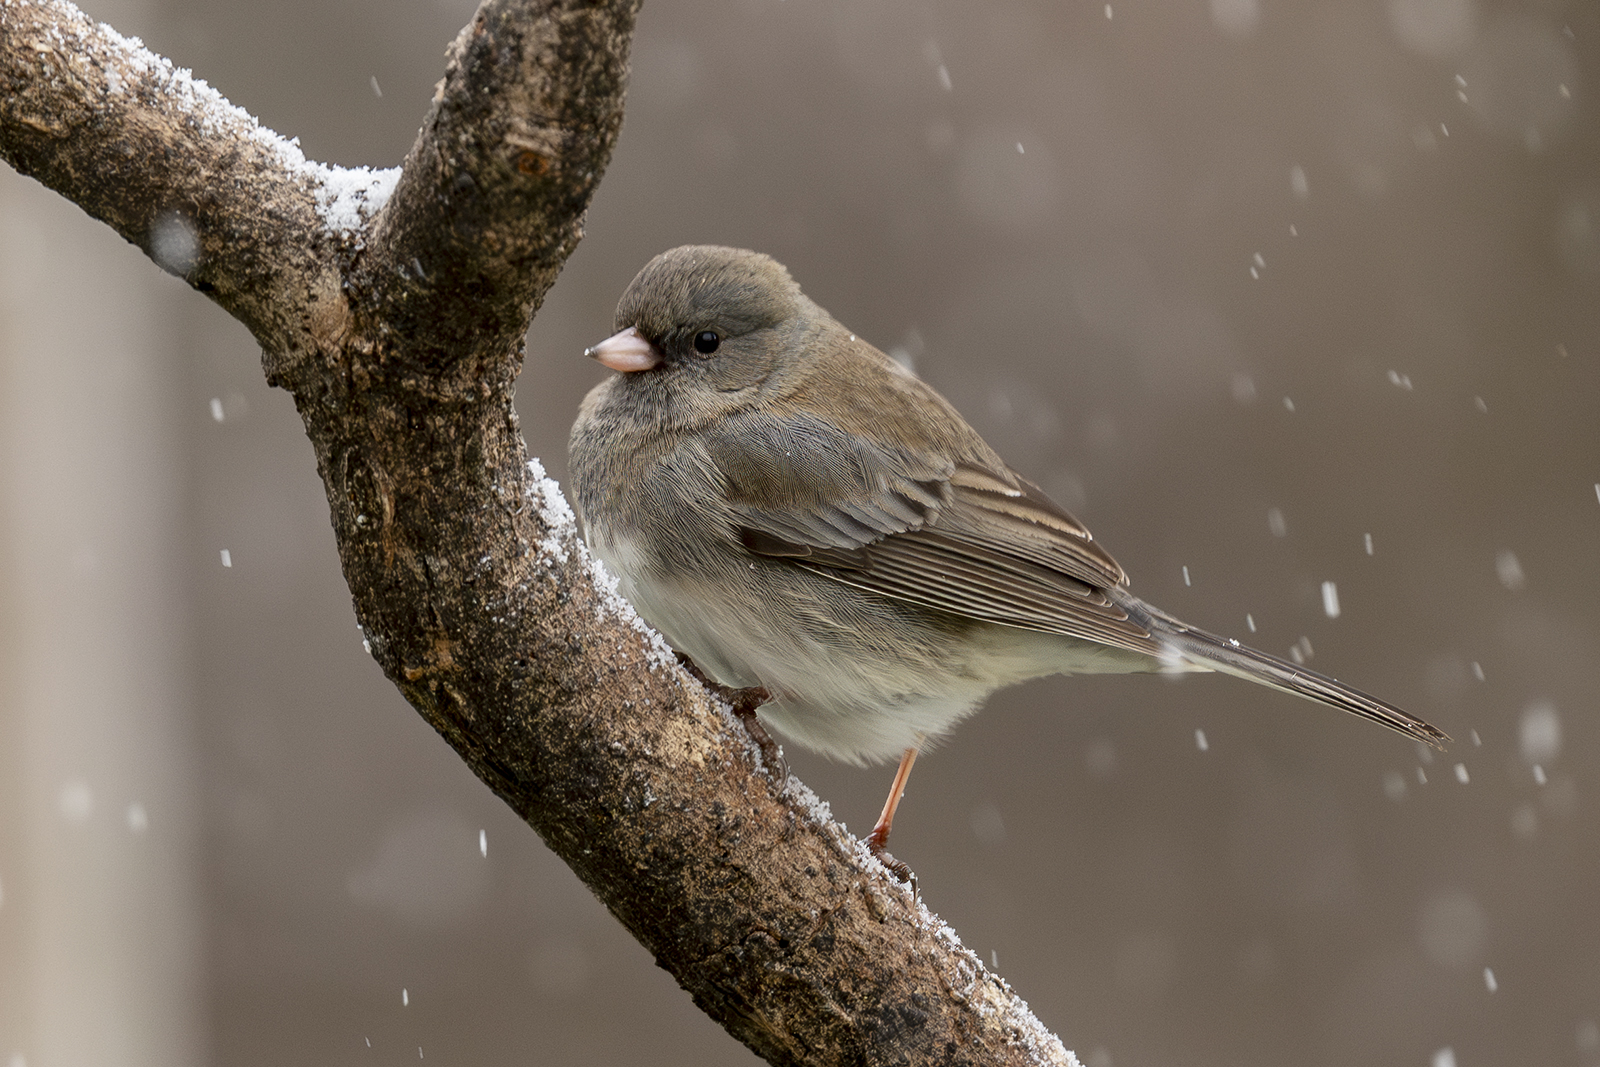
1122 596 1449 748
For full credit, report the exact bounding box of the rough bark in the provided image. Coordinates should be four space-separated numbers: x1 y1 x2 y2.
0 1 1076 1063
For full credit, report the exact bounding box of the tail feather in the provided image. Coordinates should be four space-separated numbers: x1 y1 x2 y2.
1125 598 1449 748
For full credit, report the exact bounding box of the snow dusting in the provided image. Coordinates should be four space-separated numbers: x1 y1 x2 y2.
524 459 676 670
86 17 398 237
525 457 581 564
314 165 401 235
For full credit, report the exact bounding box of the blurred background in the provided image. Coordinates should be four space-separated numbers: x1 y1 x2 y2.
1 0 1596 1063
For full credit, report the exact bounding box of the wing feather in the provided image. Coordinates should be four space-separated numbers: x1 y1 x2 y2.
708 414 1152 650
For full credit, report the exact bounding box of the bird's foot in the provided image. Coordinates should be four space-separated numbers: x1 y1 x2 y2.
675 653 786 784
866 825 916 888
733 698 787 784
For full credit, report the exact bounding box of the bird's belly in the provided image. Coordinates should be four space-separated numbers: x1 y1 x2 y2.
592 531 1120 764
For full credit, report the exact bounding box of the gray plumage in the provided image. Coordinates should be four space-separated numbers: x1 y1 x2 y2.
569 245 1447 765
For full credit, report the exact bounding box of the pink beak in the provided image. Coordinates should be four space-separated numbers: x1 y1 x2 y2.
585 327 662 373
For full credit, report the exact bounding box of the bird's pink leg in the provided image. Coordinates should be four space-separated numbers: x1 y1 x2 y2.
867 746 919 883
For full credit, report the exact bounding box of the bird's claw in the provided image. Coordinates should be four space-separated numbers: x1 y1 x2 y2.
675 653 787 785
867 826 916 888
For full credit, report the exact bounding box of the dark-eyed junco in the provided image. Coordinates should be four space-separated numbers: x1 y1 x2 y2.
569 245 1446 873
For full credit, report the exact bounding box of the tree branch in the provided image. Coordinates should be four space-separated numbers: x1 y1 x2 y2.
0 1 1076 1062
363 0 628 366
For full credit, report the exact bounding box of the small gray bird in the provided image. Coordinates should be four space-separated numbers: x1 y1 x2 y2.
569 245 1446 873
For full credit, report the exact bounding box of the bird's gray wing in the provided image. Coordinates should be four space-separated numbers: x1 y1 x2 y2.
704 414 1163 656
708 413 1448 747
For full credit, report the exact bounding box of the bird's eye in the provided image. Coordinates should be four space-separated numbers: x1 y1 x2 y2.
693 330 720 354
